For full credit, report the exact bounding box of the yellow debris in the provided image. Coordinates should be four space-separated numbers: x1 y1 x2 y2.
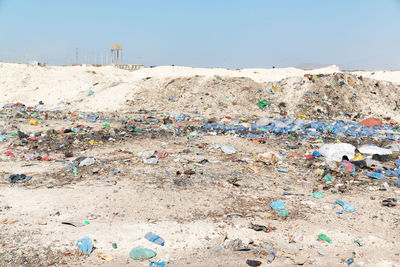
297 114 307 119
314 169 324 176
353 153 363 161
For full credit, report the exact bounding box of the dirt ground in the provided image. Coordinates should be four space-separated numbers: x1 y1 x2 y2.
1 113 400 267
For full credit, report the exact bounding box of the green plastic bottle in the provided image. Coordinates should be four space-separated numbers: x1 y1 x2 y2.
318 233 332 243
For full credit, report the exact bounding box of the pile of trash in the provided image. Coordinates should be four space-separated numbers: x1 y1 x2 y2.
130 73 400 122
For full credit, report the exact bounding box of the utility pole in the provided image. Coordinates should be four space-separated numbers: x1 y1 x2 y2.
76 48 78 64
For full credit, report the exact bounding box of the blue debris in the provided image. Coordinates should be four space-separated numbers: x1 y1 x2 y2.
270 199 286 210
335 199 356 212
76 237 94 255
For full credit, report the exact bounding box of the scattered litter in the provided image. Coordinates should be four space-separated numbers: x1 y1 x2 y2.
9 174 32 183
97 252 112 261
267 252 275 263
250 223 274 233
221 145 236 154
335 199 356 212
382 198 397 207
270 199 286 210
129 246 156 260
246 259 262 266
61 221 85 227
145 232 165 246
317 234 332 244
76 237 94 255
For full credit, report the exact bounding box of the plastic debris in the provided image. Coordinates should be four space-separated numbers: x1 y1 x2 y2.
270 199 286 210
335 199 356 212
317 234 332 244
312 192 324 199
318 143 355 162
246 259 262 266
267 252 275 263
76 237 94 255
256 99 272 110
129 246 157 260
145 232 165 246
221 145 236 154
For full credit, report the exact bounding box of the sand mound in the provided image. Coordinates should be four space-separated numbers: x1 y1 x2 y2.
1 62 399 121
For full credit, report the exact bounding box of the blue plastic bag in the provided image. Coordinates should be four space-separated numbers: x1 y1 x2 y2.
335 199 356 212
270 199 286 210
76 237 94 254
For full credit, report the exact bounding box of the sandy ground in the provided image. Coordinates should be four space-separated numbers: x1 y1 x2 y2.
1 63 400 266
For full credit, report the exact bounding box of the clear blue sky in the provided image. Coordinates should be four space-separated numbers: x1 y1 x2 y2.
0 0 399 69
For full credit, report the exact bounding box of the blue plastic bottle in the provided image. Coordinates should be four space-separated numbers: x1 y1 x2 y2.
278 168 288 173
267 251 275 263
346 258 354 265
385 169 398 177
395 159 400 168
365 171 385 180
145 232 165 246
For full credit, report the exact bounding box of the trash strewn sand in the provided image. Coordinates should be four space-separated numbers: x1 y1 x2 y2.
1 63 400 266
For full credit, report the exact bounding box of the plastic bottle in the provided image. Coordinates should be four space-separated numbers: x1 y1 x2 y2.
318 233 332 243
365 171 385 180
395 159 400 168
385 169 398 177
150 261 166 267
145 232 165 246
267 252 275 263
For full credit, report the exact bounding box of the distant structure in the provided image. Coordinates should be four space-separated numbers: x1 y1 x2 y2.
70 44 143 70
119 64 145 71
110 44 122 66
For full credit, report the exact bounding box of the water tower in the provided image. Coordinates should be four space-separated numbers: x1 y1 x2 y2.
110 44 122 66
